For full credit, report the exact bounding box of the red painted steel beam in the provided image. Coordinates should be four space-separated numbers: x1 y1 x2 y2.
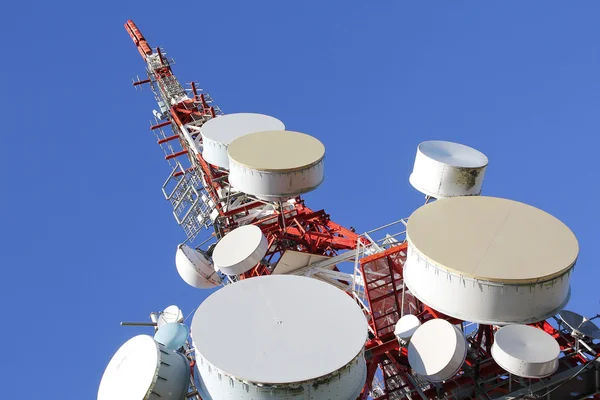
156 47 165 66
133 79 151 86
191 82 199 100
124 20 152 60
165 150 188 160
157 134 179 144
151 121 171 130
360 355 382 400
366 339 400 358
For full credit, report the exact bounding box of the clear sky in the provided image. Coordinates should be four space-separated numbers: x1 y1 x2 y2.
1 1 599 398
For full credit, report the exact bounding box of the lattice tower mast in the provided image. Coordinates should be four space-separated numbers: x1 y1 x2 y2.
124 20 361 269
123 20 600 400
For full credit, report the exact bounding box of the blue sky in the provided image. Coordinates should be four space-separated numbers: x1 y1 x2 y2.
1 1 599 398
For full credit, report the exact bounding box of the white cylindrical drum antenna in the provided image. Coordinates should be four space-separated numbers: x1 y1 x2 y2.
200 113 285 170
491 324 560 379
191 275 368 400
394 314 421 345
403 196 578 325
409 140 488 198
407 319 467 383
212 224 268 276
228 130 325 201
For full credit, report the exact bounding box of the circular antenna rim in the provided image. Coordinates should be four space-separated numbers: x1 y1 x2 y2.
559 310 600 339
212 225 267 274
406 196 579 283
157 305 184 328
228 130 325 172
491 324 560 378
417 140 488 168
200 113 285 144
191 275 368 384
201 113 285 169
407 319 467 382
154 322 190 351
394 314 421 340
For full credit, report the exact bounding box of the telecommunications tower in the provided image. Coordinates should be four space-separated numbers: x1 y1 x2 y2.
98 20 600 400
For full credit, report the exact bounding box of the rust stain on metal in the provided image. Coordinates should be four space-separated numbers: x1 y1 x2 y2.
454 168 481 190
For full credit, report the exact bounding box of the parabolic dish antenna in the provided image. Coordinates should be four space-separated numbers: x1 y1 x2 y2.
190 275 368 399
491 324 560 379
394 314 421 344
98 335 190 400
407 319 467 382
227 130 325 201
212 224 268 276
154 323 190 351
175 244 221 289
157 305 184 328
409 140 488 198
200 113 285 170
559 310 600 340
403 196 578 325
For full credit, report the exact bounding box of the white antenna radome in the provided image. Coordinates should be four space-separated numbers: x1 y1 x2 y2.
200 113 285 170
227 130 325 201
409 140 488 198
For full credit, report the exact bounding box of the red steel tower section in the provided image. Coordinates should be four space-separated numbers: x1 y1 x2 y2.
125 20 361 265
124 20 600 400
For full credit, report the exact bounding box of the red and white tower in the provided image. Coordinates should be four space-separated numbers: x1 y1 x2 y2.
98 20 600 400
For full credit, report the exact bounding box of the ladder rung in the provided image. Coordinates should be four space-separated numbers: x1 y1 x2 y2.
166 150 188 160
158 134 179 144
150 121 171 130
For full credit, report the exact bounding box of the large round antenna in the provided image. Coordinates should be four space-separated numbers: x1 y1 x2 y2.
403 196 578 325
227 130 325 201
200 113 285 170
190 275 368 399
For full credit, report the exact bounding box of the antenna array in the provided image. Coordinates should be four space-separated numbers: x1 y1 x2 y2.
100 20 600 400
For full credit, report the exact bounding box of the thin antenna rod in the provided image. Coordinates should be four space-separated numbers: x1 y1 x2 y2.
120 321 158 327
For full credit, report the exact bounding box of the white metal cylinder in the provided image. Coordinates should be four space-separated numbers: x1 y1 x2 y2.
403 196 578 325
228 160 324 202
227 130 325 201
200 113 285 170
404 248 572 325
407 319 467 383
212 224 268 276
191 275 368 400
194 352 366 400
491 324 560 378
409 140 488 198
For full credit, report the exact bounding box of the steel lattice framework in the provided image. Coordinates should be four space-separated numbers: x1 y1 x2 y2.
124 20 600 400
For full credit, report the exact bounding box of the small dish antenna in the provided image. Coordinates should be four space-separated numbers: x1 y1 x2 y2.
491 324 560 379
394 314 421 345
559 310 600 340
154 322 190 351
158 305 184 328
